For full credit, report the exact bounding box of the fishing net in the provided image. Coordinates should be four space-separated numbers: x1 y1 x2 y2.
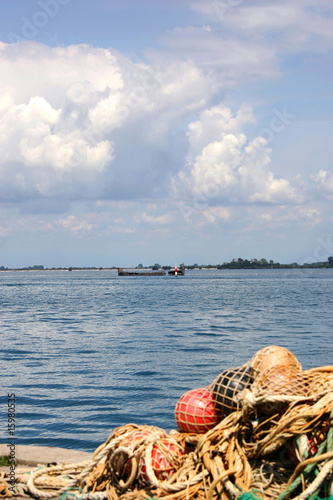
4 346 333 500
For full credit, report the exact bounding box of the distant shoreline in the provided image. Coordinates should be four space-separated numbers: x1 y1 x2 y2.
1 261 333 273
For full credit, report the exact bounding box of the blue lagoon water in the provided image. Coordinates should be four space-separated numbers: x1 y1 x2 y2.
1 269 333 451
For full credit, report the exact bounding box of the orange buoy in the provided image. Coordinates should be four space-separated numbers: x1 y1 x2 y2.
175 388 220 433
255 364 302 393
250 345 302 376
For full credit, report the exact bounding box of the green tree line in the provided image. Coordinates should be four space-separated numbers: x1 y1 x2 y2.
187 257 333 269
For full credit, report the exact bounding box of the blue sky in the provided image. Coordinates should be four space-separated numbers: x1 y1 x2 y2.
0 0 332 268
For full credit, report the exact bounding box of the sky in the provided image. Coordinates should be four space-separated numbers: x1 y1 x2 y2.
0 0 332 268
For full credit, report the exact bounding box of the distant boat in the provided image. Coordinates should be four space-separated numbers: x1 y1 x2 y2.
118 268 166 276
168 263 185 276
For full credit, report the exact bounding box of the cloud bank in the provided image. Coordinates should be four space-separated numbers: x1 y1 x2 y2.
0 37 312 213
0 0 332 266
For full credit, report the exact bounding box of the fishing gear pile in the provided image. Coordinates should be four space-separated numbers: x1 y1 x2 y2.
3 345 333 500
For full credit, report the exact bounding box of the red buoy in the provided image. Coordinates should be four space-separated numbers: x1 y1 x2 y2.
175 388 220 433
123 429 152 475
138 440 183 483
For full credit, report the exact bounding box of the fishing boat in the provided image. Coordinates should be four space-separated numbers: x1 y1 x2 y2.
168 262 185 276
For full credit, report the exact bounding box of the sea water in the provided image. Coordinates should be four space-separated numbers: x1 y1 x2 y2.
1 268 333 451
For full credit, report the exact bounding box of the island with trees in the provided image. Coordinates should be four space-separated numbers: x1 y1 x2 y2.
186 257 333 270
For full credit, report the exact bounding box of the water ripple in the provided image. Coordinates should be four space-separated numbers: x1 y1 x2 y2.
1 268 333 451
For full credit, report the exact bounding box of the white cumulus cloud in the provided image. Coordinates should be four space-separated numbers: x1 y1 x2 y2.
175 105 303 207
313 170 333 197
0 41 217 208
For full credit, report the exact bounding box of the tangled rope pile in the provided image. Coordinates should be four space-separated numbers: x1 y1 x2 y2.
3 348 333 500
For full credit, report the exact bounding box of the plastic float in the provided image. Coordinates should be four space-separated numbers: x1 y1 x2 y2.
175 387 220 433
3 345 333 500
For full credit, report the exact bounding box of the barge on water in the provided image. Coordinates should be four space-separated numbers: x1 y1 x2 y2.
118 263 185 276
118 268 166 276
